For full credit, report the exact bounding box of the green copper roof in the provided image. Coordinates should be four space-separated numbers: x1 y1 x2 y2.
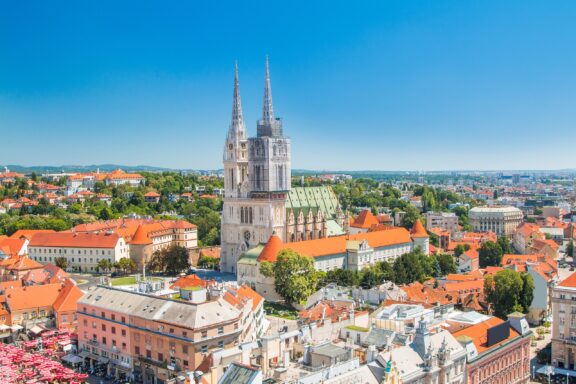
286 186 340 219
238 243 265 265
326 219 346 236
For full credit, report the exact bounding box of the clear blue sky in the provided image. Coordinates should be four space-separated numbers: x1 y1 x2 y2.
1 1 576 171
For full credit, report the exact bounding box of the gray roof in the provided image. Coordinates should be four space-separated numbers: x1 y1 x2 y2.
78 286 240 329
311 343 348 358
219 363 260 384
363 328 395 349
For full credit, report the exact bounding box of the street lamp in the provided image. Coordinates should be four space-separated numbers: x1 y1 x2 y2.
545 365 555 384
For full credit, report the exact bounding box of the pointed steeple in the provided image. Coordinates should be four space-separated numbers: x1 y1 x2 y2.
262 55 274 123
228 61 245 141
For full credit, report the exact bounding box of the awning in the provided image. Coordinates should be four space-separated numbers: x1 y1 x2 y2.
62 354 83 365
78 350 91 358
0 324 10 331
98 357 110 364
11 324 23 331
28 325 45 335
536 365 575 376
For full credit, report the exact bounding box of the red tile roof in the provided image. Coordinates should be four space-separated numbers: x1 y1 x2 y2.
559 272 576 288
410 219 428 238
30 232 122 248
130 225 152 245
10 229 55 241
170 274 216 290
5 284 63 311
257 227 413 262
452 317 520 354
53 280 84 313
350 210 379 229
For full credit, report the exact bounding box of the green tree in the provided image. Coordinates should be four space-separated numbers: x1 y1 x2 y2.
271 249 318 305
401 205 421 229
378 260 395 282
520 273 535 313
484 269 525 318
99 207 113 220
360 267 382 288
115 257 137 274
393 257 408 284
479 241 503 268
54 257 68 270
454 244 470 257
162 245 190 275
97 259 113 273
497 237 513 254
435 253 457 275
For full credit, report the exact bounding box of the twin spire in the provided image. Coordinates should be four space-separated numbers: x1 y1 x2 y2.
229 62 245 140
262 55 274 123
229 56 276 138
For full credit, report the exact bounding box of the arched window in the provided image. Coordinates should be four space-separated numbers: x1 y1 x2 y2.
249 207 253 224
241 207 245 223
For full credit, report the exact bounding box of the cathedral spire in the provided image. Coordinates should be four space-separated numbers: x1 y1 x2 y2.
262 55 274 123
229 61 245 140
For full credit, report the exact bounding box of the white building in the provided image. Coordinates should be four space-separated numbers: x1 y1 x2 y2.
468 206 523 238
374 321 467 384
238 223 425 301
28 232 129 272
424 211 459 233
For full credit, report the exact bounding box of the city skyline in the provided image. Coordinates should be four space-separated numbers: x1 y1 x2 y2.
2 1 576 171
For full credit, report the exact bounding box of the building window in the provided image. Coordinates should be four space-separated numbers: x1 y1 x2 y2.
111 327 116 334
201 345 208 353
201 331 207 339
182 345 188 354
102 324 106 331
102 337 106 345
218 341 224 348
121 329 126 336
218 326 224 335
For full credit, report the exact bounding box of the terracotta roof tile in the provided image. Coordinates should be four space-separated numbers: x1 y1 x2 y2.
410 219 428 238
452 317 520 354
30 232 122 248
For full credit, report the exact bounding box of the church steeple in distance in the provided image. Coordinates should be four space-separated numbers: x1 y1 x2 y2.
262 55 274 123
257 55 283 138
228 61 246 142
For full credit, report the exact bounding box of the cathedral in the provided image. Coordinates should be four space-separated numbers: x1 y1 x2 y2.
220 58 345 273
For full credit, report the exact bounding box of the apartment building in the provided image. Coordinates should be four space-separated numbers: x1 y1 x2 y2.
424 211 459 233
551 272 576 371
77 286 251 383
453 313 532 384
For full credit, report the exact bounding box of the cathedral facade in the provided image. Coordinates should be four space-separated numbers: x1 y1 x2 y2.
220 58 344 273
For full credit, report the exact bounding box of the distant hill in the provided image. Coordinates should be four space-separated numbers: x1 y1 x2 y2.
2 164 178 174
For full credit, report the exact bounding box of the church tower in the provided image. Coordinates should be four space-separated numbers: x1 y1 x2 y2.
249 55 291 193
223 62 249 199
220 57 291 274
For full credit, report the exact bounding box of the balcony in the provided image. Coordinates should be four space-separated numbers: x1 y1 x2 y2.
138 356 167 369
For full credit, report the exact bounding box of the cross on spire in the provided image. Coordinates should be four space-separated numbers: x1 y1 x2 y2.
262 55 274 123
